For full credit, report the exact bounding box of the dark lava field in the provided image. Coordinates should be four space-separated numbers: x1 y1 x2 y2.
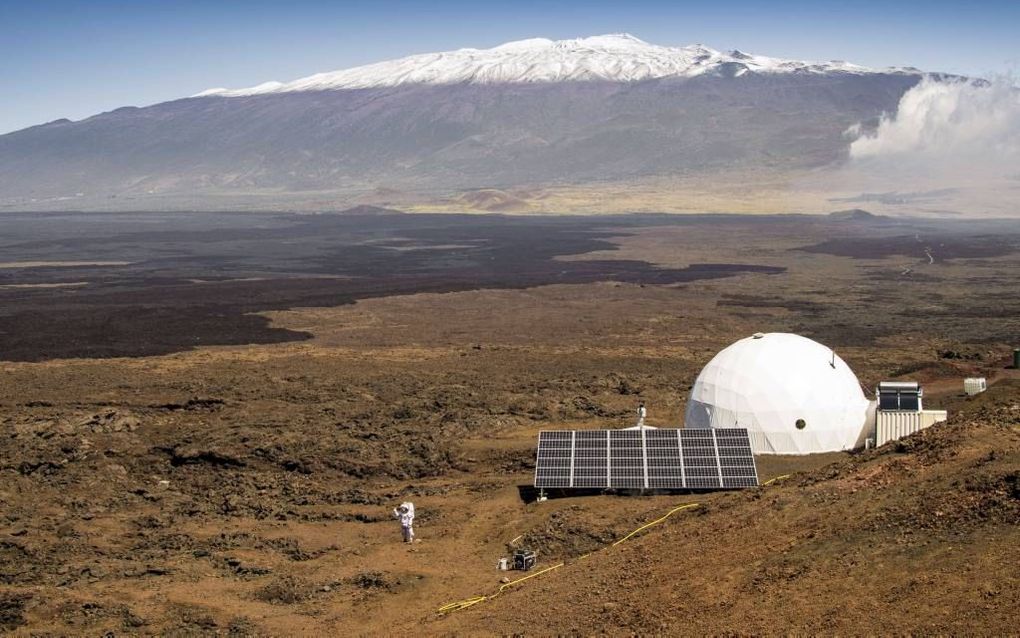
1 208 1018 635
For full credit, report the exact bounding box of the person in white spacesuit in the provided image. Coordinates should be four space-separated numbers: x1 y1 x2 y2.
393 502 415 543
636 401 647 428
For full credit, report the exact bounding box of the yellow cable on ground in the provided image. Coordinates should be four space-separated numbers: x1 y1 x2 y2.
440 471 786 613
761 473 792 486
437 501 701 615
437 596 488 613
496 562 564 594
611 502 699 547
437 564 566 614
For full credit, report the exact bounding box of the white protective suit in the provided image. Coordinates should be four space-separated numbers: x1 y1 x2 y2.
393 502 415 542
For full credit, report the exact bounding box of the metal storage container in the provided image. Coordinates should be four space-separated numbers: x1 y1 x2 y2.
875 410 948 447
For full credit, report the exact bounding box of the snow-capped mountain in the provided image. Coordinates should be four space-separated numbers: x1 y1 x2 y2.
198 33 910 97
0 34 930 211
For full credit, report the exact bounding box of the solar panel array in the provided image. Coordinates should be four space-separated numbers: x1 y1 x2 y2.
534 428 758 490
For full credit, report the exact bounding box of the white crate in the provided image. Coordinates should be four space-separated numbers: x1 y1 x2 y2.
964 378 987 396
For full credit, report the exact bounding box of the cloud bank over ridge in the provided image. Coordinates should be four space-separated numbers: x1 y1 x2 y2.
817 76 1020 217
847 77 1020 170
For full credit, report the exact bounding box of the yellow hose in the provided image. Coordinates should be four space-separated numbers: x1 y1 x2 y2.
611 502 699 547
497 562 564 593
761 473 792 486
437 596 488 613
437 501 700 615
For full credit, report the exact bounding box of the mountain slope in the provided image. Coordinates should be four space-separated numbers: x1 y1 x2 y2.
0 35 926 211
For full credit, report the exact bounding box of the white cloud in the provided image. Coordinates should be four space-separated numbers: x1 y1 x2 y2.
848 77 1020 163
805 77 1020 218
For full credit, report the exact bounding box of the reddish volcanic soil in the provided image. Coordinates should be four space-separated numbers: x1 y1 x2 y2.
1 211 1019 635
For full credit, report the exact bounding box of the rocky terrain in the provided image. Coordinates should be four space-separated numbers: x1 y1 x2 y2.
443 388 1020 634
1 211 1018 635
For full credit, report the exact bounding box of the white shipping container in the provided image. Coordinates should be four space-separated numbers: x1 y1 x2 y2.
876 410 948 447
964 378 987 396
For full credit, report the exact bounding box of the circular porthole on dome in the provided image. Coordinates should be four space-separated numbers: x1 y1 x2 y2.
795 418 806 430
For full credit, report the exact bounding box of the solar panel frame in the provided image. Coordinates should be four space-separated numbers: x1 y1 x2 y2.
645 428 684 489
534 428 758 490
608 430 644 488
573 429 609 488
714 428 760 489
534 430 572 488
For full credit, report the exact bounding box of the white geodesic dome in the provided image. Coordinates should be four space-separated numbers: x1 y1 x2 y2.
684 332 871 455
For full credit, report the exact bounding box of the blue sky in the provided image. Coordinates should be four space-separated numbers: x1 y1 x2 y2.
2 0 1018 134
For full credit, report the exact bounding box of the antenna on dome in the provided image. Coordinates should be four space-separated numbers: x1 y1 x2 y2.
830 349 836 369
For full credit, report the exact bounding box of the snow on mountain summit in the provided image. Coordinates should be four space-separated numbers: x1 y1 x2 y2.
196 34 907 97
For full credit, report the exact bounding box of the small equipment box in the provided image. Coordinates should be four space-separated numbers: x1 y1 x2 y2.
964 377 987 396
513 549 537 571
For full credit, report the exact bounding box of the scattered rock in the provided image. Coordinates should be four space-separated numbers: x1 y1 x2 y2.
254 576 312 605
350 571 400 591
169 447 245 468
153 398 225 412
122 609 148 628
0 593 29 632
